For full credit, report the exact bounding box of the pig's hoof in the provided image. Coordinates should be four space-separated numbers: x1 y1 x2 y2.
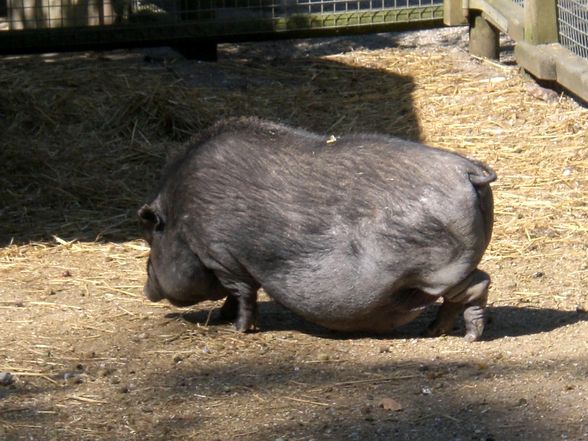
463 332 480 342
234 323 249 333
463 319 484 342
234 318 256 333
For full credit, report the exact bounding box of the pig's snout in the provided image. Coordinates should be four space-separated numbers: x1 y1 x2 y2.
144 259 164 302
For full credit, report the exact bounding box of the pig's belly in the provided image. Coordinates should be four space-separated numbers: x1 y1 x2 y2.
267 286 439 333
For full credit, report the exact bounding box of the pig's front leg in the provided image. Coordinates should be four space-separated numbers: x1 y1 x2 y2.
216 275 259 332
234 288 258 332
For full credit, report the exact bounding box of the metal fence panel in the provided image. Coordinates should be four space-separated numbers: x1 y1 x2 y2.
557 0 588 59
0 0 442 32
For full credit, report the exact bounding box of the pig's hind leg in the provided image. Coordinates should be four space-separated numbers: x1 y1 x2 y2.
424 269 490 342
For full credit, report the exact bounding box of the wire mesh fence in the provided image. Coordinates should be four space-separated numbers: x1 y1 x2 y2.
507 0 588 61
557 0 588 59
0 0 442 31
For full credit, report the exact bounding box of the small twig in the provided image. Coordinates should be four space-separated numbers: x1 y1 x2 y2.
442 414 461 422
203 309 214 327
28 301 83 310
309 375 419 392
233 430 261 438
284 396 330 407
146 350 199 354
0 301 25 306
114 303 136 316
8 424 43 429
252 393 268 403
414 413 461 423
100 281 140 298
67 395 108 404
83 325 115 334
0 372 59 385
471 54 517 71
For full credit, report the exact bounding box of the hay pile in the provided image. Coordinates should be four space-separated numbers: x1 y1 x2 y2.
0 36 586 301
0 53 215 243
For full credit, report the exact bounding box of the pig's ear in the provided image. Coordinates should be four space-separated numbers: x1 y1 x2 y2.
138 204 164 231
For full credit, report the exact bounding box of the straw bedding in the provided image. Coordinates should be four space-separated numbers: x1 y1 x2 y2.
1 36 585 300
0 28 586 441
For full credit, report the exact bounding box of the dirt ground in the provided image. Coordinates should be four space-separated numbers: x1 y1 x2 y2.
1 27 587 441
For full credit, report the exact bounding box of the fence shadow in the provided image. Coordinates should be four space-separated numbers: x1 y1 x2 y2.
3 347 585 440
0 37 421 245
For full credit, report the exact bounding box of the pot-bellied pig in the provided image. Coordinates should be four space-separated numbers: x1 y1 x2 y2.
139 117 496 341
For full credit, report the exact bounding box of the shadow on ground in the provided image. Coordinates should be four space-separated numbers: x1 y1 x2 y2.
0 37 420 245
2 344 585 441
169 301 588 341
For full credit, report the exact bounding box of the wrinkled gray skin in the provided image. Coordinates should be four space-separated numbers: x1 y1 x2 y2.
139 118 496 341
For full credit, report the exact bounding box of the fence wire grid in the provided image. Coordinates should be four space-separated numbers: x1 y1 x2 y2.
557 0 588 59
0 0 442 31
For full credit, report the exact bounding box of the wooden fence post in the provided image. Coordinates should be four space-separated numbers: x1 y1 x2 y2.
444 0 467 26
524 0 558 44
469 12 500 60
